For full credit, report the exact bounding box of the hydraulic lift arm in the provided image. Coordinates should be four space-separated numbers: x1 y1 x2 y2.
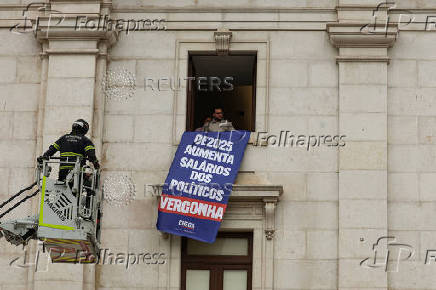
0 183 39 219
0 182 41 246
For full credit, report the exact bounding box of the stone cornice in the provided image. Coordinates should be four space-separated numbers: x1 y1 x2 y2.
150 184 283 202
49 0 109 3
152 184 283 240
337 6 436 12
44 48 100 55
36 29 118 46
327 23 398 48
0 0 110 9
229 185 283 201
111 7 336 13
336 56 391 64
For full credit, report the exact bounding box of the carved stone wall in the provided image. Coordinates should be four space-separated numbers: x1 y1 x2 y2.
0 1 436 289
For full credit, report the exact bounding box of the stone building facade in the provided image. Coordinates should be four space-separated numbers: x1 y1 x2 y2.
0 0 436 289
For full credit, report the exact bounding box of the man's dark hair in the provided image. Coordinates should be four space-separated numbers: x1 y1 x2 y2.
212 107 223 114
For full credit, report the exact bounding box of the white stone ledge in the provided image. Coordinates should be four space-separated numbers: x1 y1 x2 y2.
327 23 398 48
112 8 337 13
51 3 101 14
336 56 391 63
164 22 329 31
153 183 282 241
151 184 283 201
44 48 100 55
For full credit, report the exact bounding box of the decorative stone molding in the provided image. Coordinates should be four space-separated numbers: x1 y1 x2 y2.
27 1 118 56
327 23 398 48
35 28 118 60
264 197 277 240
327 22 398 63
159 184 283 290
35 29 118 47
335 56 391 63
214 28 232 55
151 184 283 240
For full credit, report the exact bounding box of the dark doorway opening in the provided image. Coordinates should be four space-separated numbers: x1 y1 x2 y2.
186 51 257 132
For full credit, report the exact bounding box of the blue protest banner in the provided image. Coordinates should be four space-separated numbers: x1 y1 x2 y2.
156 131 250 243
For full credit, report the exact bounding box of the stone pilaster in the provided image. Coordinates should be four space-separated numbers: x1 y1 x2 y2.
328 3 398 289
30 1 117 289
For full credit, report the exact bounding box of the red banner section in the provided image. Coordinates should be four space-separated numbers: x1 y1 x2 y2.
159 194 227 222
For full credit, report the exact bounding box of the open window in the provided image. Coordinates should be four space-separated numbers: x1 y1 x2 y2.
181 232 253 290
186 51 257 132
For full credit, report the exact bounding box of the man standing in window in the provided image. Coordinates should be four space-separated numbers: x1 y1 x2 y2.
203 107 235 132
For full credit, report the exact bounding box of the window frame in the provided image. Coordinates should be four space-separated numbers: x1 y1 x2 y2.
186 51 258 132
181 232 253 290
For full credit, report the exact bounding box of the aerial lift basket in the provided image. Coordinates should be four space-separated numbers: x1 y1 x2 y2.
0 157 103 264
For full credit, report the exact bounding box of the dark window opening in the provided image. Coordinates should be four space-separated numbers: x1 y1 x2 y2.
186 51 257 132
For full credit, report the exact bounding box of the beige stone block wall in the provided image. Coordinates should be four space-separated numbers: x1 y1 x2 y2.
0 28 40 290
1 1 436 289
112 0 337 9
102 28 340 289
257 31 339 289
388 30 436 289
99 31 179 289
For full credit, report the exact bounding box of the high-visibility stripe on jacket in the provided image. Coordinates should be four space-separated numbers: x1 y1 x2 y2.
43 130 98 167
